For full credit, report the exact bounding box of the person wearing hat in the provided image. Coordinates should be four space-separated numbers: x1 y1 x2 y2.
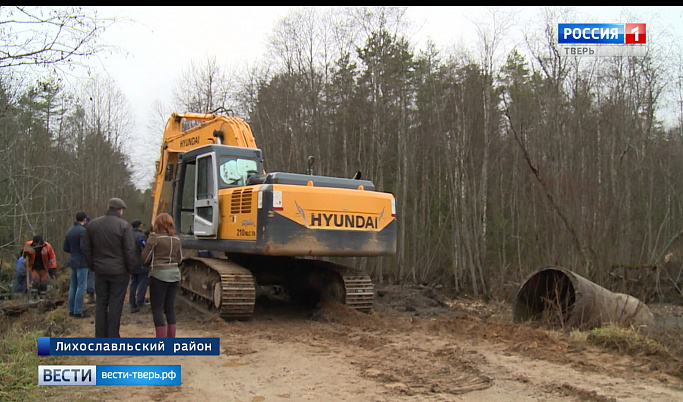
82 197 136 338
128 219 149 313
64 211 90 318
21 234 57 296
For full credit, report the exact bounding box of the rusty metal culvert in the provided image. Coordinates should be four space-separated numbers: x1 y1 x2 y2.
512 266 654 332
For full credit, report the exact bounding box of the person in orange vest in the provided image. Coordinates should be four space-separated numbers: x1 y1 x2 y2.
22 235 57 296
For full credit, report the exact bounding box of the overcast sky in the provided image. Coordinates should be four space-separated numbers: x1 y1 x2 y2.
84 6 682 189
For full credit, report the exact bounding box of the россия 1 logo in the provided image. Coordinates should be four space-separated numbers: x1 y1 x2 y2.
558 23 646 44
558 23 647 57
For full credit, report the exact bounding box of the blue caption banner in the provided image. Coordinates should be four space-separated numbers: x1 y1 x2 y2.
38 337 220 356
38 365 181 386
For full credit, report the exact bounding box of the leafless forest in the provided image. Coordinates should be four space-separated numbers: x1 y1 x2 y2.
2 6 683 302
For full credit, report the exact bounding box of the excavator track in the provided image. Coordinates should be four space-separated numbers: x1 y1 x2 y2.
180 257 255 320
180 256 374 319
321 263 374 313
279 259 374 313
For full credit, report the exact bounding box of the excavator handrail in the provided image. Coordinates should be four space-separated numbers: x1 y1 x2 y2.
207 107 235 117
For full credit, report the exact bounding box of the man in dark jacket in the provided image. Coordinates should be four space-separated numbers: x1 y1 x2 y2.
129 219 149 313
64 211 89 318
82 198 135 338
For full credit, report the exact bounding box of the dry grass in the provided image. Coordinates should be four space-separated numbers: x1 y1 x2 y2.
0 298 76 401
586 324 668 356
0 326 63 401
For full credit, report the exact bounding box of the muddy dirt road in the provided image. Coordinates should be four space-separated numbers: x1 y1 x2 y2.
47 285 683 401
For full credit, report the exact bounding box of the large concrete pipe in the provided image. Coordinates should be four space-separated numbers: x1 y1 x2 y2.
513 266 655 332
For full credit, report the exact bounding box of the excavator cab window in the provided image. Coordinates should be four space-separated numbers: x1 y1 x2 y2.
194 154 219 237
197 156 214 199
218 157 258 187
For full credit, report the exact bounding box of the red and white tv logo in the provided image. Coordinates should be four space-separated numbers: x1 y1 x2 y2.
625 23 646 44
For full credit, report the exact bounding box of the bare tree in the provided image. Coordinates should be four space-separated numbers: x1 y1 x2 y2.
0 6 115 71
172 56 235 114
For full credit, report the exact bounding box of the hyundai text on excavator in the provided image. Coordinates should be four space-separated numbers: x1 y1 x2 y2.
151 110 397 319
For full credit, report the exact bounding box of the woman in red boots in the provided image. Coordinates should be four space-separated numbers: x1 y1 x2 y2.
142 213 183 338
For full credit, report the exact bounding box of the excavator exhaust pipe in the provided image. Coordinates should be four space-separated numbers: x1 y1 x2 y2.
512 266 655 333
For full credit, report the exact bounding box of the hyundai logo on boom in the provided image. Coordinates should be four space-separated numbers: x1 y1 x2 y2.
179 136 200 148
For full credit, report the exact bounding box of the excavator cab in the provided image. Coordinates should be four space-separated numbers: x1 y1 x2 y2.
173 144 263 238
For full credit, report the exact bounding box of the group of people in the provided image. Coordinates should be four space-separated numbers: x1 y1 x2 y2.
16 197 183 339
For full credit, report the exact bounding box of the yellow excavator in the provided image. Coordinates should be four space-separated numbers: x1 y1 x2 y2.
151 109 396 319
